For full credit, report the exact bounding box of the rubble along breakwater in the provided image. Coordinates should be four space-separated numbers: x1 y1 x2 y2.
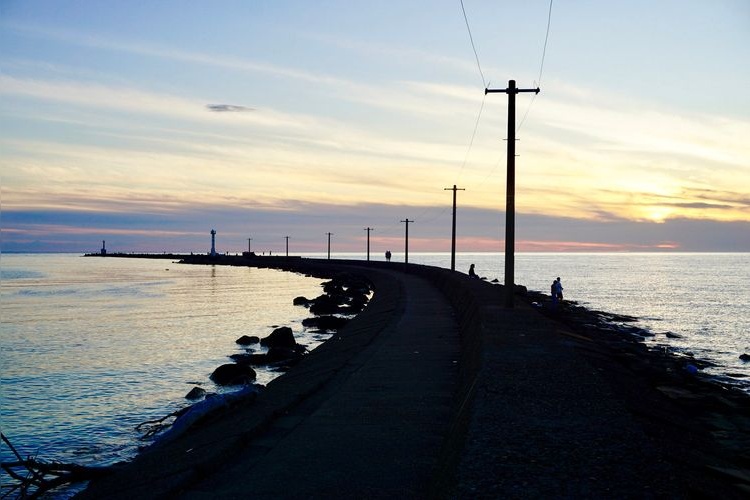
76 254 749 498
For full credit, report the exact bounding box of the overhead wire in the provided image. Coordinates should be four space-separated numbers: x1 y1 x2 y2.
517 0 554 132
460 0 487 88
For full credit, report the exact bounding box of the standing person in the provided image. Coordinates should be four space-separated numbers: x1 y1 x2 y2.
385 250 391 262
551 278 559 309
555 277 564 301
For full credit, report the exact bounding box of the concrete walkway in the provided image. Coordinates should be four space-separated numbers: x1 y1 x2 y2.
184 270 460 498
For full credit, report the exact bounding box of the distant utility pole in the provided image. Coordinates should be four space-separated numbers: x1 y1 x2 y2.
326 232 333 260
400 219 414 264
284 236 290 257
444 185 465 272
485 79 540 308
364 227 373 261
248 238 252 254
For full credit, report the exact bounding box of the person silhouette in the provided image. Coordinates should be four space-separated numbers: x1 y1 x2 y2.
385 250 392 262
468 263 478 278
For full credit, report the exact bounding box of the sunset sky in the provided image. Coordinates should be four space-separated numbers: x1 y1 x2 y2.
2 0 749 254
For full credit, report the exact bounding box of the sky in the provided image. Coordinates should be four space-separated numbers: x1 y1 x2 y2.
1 0 749 254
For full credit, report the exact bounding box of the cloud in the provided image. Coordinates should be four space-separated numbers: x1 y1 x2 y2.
206 104 254 113
3 202 749 254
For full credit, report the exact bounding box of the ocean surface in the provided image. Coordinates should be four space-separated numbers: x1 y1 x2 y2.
2 252 749 496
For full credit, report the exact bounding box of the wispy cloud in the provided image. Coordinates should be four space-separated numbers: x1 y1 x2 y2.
206 104 254 113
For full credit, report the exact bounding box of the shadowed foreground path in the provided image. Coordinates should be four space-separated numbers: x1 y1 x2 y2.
80 257 750 499
184 269 460 498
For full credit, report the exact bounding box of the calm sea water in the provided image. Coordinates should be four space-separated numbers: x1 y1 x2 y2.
1 252 749 496
0 254 323 493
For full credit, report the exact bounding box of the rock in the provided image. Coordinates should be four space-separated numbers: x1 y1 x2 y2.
293 296 311 306
260 326 297 349
230 352 269 365
309 294 347 315
740 353 750 362
210 363 257 386
302 315 349 331
266 346 305 362
185 386 206 400
236 335 260 345
665 332 683 339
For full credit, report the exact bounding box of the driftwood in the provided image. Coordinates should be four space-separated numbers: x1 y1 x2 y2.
1 433 114 499
135 406 189 439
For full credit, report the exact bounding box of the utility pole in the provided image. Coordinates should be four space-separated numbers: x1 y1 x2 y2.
284 236 290 257
444 185 465 272
486 79 540 308
400 219 413 264
248 238 252 254
326 232 333 260
364 227 373 261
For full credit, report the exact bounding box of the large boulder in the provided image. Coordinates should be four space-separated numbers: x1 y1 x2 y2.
260 326 297 349
210 363 257 386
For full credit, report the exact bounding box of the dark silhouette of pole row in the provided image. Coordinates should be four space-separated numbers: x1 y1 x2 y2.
444 185 465 272
486 79 540 309
326 232 333 260
284 236 290 257
364 227 374 261
400 219 414 264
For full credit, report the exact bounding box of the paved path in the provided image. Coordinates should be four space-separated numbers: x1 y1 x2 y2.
184 270 460 498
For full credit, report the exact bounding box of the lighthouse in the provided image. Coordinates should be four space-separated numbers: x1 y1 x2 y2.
210 229 217 257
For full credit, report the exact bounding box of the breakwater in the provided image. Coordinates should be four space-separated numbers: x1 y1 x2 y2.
79 255 749 498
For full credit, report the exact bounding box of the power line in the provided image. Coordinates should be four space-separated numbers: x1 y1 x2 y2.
537 0 554 86
456 93 486 184
460 0 486 87
517 0 554 132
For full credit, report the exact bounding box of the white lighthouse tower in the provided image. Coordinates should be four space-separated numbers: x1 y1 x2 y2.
210 229 217 257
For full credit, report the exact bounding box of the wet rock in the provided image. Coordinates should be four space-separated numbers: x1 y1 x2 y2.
260 326 297 349
309 294 347 315
665 332 683 339
210 363 257 386
740 353 750 362
303 315 349 331
185 386 206 400
236 335 260 345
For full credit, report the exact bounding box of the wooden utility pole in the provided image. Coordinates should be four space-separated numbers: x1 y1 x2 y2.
444 185 465 271
284 236 290 257
326 232 333 260
485 79 540 308
364 227 373 261
400 219 413 264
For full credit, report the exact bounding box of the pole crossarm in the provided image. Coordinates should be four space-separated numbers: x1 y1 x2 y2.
485 87 540 95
